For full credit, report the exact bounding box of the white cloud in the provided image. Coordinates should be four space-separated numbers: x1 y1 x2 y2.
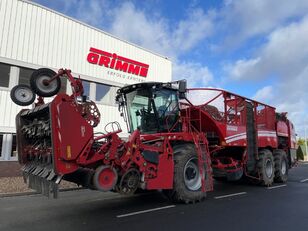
60 0 111 28
227 16 308 80
219 0 308 48
226 58 260 80
109 2 214 59
109 2 173 57
227 16 308 136
252 85 273 103
172 8 214 52
173 61 213 87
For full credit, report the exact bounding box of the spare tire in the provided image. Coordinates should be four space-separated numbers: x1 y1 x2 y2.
10 84 36 106
30 68 61 97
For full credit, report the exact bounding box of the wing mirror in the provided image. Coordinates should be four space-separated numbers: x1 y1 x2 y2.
178 80 187 99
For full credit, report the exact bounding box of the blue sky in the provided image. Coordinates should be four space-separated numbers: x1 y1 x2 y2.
33 0 308 137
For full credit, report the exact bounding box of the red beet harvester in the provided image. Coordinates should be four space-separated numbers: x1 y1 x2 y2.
10 68 297 202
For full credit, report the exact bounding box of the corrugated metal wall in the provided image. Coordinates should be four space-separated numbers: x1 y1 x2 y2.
0 0 172 139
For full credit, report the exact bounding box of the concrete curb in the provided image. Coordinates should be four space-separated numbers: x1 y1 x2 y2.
0 187 84 198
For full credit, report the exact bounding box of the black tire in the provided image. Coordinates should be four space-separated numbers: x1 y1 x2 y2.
163 144 206 203
10 84 36 106
30 68 61 97
274 150 288 183
257 149 275 186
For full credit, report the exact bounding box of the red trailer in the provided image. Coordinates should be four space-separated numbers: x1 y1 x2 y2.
11 68 297 203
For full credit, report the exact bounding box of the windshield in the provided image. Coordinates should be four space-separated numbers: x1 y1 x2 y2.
125 88 179 133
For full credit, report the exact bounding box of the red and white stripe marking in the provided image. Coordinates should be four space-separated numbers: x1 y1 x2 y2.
225 131 277 143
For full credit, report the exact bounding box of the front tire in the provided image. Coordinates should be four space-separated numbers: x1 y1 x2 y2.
274 150 288 183
164 144 206 203
257 149 275 186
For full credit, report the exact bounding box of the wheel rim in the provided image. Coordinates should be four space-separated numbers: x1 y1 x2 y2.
94 166 118 191
14 87 34 104
36 76 58 94
265 159 273 178
184 158 201 191
281 158 287 175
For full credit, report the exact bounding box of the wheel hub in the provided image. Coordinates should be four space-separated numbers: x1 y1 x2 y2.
15 87 33 103
36 76 58 93
184 158 201 191
265 159 273 178
281 159 287 175
93 166 118 192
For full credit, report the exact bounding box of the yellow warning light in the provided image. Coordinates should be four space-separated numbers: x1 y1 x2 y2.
66 145 72 159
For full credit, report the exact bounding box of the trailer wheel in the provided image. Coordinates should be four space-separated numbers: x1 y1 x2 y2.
10 84 36 106
164 144 206 203
30 68 61 97
274 150 288 183
257 149 275 186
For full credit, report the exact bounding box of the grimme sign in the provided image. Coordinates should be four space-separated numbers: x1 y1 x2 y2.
87 47 149 80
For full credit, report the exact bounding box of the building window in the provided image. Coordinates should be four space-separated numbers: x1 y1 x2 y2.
19 67 34 86
19 67 67 93
0 134 3 159
82 80 90 97
11 135 17 158
0 63 10 88
96 83 118 106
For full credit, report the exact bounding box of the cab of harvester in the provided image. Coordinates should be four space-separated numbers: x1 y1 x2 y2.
116 81 186 134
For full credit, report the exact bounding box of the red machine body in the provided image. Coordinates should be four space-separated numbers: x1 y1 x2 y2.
15 68 297 202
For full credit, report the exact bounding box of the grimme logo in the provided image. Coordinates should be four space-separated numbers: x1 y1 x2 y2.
87 47 149 78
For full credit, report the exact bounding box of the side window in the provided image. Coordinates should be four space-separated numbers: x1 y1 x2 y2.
0 63 10 88
19 67 34 85
96 83 117 106
82 80 90 97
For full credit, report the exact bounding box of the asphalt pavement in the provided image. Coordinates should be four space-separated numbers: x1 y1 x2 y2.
1 163 308 231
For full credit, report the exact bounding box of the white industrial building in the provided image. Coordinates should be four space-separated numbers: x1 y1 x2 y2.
0 0 172 163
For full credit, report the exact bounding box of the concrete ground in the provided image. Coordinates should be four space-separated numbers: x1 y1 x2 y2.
1 163 308 231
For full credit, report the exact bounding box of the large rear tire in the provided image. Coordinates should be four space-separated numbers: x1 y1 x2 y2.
164 144 206 203
257 149 275 186
30 68 61 97
274 150 288 183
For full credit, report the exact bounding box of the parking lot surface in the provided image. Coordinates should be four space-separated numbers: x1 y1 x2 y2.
1 163 308 231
